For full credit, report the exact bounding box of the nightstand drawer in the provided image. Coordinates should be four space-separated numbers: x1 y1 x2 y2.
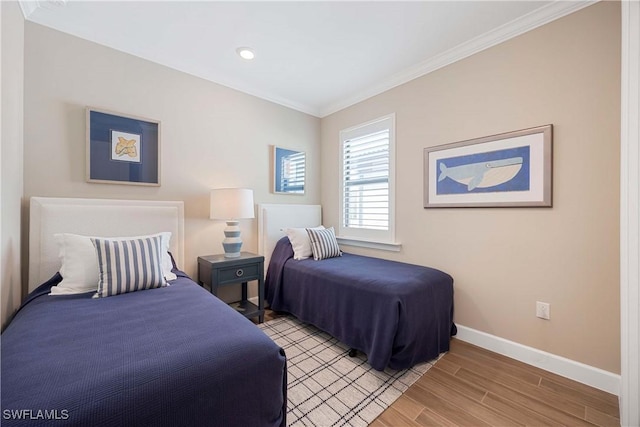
197 252 265 323
217 263 260 283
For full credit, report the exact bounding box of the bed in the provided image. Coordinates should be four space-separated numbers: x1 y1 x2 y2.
1 197 286 427
258 203 455 371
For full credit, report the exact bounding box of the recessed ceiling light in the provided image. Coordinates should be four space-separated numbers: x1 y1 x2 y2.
236 47 255 60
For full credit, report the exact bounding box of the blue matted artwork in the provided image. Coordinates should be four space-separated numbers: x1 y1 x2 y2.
423 124 553 208
86 108 160 186
273 146 305 194
436 146 530 195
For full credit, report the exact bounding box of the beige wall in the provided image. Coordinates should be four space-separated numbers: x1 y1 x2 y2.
22 22 320 303
1 1 25 330
321 2 621 373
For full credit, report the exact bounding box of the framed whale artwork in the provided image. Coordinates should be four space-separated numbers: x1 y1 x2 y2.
423 125 552 208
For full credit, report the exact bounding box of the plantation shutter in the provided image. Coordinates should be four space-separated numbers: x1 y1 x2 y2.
342 129 390 231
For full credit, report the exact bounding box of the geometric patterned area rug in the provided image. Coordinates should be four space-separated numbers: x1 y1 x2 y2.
258 315 438 427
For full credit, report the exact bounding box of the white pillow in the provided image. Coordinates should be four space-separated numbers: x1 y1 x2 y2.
50 232 176 295
284 226 324 260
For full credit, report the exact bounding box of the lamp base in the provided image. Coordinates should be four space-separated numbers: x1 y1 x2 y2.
222 220 243 258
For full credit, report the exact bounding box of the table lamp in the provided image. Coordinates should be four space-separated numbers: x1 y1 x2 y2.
210 188 255 258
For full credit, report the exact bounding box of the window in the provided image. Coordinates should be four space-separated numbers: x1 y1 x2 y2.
339 114 395 244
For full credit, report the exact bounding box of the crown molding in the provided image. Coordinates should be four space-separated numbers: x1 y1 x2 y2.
19 0 68 20
18 1 40 19
213 81 322 118
143 61 323 118
16 0 597 119
319 0 598 118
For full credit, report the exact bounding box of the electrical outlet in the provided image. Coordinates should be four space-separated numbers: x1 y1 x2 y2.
536 301 550 320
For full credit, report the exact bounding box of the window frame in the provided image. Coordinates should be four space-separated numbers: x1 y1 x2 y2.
338 113 396 245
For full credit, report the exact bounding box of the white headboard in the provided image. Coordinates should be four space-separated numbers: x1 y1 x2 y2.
29 197 184 293
257 204 322 270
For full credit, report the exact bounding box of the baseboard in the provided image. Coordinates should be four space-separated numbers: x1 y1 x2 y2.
455 324 621 396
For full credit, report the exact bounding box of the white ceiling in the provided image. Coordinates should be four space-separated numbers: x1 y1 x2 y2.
20 1 594 117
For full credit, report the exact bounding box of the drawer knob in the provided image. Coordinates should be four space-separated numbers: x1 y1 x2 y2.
235 269 244 277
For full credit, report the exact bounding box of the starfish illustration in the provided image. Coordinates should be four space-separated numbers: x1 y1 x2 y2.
115 137 137 157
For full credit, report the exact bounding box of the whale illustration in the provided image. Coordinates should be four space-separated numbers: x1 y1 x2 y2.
438 157 524 191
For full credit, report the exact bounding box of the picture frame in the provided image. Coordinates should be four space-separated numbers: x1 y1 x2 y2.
424 124 552 208
272 146 305 195
86 107 161 186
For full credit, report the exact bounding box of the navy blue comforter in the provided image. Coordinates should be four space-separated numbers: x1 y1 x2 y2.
266 237 455 371
1 272 286 427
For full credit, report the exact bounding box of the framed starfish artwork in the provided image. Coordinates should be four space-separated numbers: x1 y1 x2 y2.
423 125 552 208
86 107 160 186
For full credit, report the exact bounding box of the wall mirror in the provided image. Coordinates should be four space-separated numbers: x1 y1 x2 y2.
273 146 305 195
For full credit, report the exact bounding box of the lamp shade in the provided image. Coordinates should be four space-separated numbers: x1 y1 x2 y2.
210 188 255 220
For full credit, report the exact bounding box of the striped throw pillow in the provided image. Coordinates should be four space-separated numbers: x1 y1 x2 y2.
306 227 342 261
91 235 167 297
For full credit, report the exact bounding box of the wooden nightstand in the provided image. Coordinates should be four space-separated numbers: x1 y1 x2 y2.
197 252 265 323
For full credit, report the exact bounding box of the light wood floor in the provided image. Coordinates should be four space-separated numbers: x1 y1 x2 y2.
372 338 620 427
